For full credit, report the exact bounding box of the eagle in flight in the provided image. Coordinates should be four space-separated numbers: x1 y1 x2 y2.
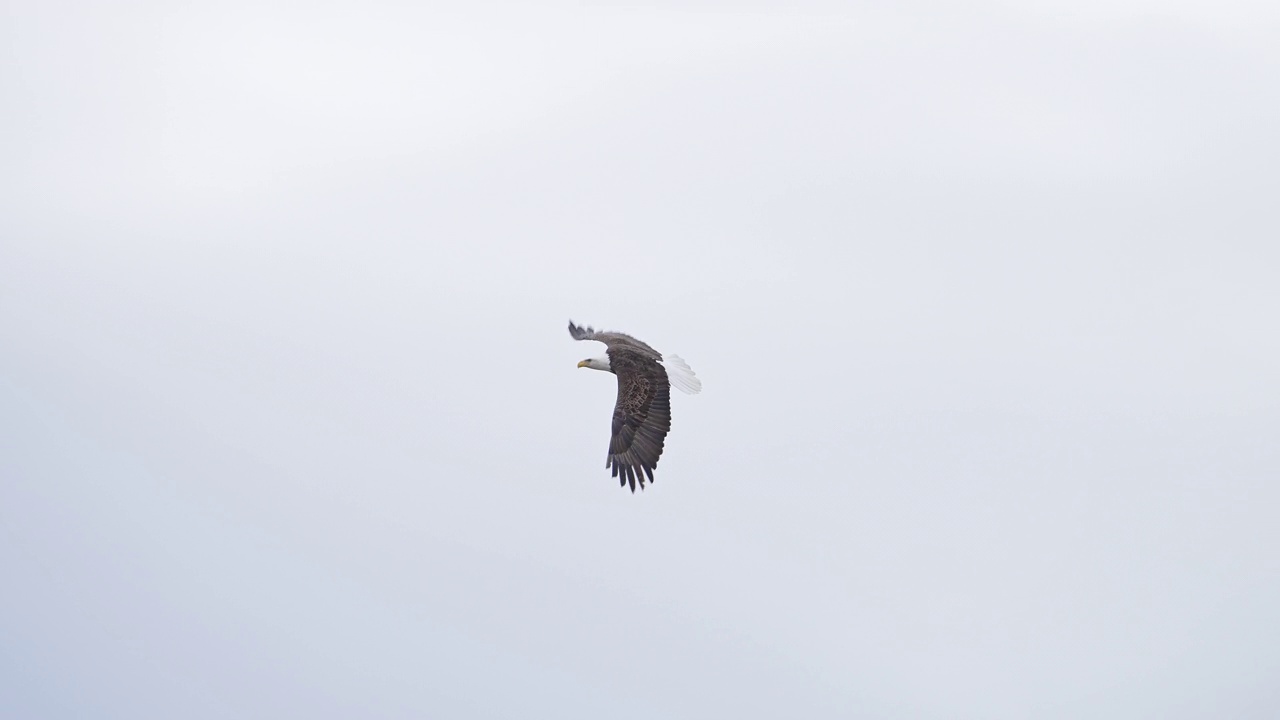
569 321 701 491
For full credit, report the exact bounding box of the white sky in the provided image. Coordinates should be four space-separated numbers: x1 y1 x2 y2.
2 2 1278 718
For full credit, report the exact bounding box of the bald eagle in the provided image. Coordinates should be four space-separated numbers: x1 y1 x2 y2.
570 321 701 492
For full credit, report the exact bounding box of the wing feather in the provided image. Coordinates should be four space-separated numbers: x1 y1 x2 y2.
606 354 671 492
568 321 661 357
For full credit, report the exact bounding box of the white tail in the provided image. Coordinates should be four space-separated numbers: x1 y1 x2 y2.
660 354 702 395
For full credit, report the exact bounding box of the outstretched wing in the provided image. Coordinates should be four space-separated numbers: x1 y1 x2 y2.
607 357 672 492
568 320 661 357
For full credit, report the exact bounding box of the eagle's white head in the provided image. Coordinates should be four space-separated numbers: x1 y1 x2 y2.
577 356 612 372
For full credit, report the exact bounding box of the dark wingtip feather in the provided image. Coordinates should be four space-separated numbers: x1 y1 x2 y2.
568 320 595 340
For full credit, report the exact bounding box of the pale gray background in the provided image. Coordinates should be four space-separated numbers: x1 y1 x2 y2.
2 1 1278 718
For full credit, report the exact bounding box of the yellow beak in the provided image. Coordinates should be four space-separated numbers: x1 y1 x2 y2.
577 360 589 368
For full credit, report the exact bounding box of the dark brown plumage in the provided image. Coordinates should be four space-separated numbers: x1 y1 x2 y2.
569 321 678 492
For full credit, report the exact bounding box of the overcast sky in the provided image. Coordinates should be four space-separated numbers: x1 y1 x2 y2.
2 1 1278 718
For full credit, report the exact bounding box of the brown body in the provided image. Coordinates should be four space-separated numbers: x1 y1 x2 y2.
570 321 674 491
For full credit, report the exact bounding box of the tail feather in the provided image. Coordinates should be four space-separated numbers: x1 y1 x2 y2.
660 354 702 395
